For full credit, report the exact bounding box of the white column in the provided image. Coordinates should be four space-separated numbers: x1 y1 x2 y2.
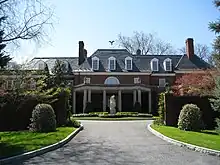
148 91 152 113
103 90 106 112
83 90 87 113
118 90 122 112
72 90 76 114
138 90 141 105
88 90 91 102
133 90 137 105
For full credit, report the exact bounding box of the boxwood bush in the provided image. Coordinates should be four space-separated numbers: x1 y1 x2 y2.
178 104 203 131
29 104 57 132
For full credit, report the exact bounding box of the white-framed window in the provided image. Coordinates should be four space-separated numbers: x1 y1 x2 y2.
159 78 166 87
92 56 99 70
134 77 141 84
104 76 120 85
125 56 132 70
84 77 91 84
163 58 172 71
108 56 116 70
150 58 159 71
38 62 45 70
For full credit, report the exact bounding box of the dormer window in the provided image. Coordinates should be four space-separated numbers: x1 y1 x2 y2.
163 58 172 71
38 61 45 70
92 56 99 70
125 56 132 70
108 56 116 70
150 58 159 71
63 61 69 72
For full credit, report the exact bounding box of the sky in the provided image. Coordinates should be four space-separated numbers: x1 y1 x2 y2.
12 0 219 64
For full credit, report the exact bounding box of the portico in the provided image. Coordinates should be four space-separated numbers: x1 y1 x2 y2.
72 84 152 114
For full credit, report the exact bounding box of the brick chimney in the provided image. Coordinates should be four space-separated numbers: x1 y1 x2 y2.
185 38 194 59
78 41 85 65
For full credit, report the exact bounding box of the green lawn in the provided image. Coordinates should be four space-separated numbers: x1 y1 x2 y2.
0 127 76 159
151 125 220 151
72 117 153 121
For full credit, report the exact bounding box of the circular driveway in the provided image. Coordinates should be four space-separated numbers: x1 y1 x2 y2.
19 120 219 165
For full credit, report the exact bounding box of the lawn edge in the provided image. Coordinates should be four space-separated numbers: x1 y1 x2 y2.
147 124 220 157
0 124 84 164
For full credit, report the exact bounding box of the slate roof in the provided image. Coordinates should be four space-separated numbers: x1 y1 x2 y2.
23 49 212 73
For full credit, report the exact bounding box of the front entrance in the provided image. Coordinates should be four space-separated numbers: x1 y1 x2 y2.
73 85 152 114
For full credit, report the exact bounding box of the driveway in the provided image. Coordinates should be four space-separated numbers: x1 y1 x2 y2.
17 120 219 165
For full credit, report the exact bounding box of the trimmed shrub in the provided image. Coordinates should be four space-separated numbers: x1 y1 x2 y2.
99 114 123 118
65 119 81 128
178 104 203 131
72 113 98 117
137 113 153 117
29 104 57 132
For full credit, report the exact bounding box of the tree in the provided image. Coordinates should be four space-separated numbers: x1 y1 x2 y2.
178 43 211 61
0 0 53 47
209 0 220 133
0 29 11 68
117 31 176 55
51 60 69 87
172 71 215 96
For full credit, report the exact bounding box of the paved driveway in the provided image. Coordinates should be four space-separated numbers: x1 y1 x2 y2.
17 120 219 165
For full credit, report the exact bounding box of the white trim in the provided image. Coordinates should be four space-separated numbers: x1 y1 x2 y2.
125 56 132 70
91 56 99 70
73 72 151 75
74 85 151 92
151 73 175 76
108 56 116 70
150 58 159 71
163 58 172 71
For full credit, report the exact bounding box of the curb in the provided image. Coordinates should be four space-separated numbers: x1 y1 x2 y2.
0 124 84 165
147 124 220 157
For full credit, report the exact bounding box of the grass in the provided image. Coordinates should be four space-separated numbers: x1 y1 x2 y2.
72 117 153 121
151 125 220 151
0 127 76 159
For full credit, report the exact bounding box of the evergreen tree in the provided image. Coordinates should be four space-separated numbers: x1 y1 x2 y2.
209 0 220 133
51 59 68 87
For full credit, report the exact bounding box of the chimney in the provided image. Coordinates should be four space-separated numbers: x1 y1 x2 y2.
78 41 85 65
185 38 194 59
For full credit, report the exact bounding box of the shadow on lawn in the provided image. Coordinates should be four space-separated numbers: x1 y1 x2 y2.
201 130 219 135
0 142 26 160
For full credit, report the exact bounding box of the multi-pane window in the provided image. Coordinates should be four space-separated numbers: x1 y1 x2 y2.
151 58 159 71
38 62 44 70
125 58 132 70
159 78 166 87
108 57 116 70
92 57 99 70
164 58 172 71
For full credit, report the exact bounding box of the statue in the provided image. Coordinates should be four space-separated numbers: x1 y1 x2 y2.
109 95 116 114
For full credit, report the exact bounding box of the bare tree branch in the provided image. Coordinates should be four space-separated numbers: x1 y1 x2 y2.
117 31 176 55
0 0 54 48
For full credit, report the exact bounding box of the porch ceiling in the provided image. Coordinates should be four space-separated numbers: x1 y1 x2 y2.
73 83 152 92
